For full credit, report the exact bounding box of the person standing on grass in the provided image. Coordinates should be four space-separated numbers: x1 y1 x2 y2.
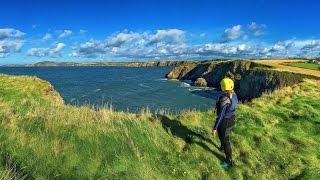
212 77 238 168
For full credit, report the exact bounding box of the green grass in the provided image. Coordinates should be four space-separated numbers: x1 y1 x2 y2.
286 62 320 71
0 74 320 179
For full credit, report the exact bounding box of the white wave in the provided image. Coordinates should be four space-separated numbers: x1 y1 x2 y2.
94 89 101 92
156 78 167 81
180 82 191 87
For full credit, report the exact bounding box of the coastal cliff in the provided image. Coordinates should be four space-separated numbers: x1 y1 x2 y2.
124 61 189 67
166 60 308 101
26 60 187 67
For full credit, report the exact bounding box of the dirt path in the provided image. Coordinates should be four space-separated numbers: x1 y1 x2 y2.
254 59 320 78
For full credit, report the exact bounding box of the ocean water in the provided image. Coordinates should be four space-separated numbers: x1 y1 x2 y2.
0 66 219 113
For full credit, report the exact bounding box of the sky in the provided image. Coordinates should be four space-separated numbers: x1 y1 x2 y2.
0 0 320 64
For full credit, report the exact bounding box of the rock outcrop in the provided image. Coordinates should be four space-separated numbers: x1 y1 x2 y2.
125 61 189 67
166 60 307 101
194 78 207 87
165 62 197 79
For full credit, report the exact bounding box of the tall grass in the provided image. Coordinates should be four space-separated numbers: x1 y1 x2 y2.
0 74 319 179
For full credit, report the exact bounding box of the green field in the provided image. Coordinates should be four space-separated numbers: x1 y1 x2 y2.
0 74 320 179
286 62 320 71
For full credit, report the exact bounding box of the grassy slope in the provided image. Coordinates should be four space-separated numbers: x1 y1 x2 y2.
0 74 320 179
254 59 320 78
286 62 320 71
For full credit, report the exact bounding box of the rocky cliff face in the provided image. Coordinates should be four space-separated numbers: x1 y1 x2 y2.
125 61 189 67
166 60 306 101
28 60 188 67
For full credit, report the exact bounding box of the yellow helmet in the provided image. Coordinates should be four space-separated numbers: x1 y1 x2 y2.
220 77 234 91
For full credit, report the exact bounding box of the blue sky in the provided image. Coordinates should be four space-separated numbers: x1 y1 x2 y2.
0 0 320 64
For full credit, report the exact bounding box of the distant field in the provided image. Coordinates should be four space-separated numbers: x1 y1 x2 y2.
254 59 320 78
286 62 320 71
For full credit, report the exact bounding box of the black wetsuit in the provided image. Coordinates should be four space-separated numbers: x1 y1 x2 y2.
213 92 238 164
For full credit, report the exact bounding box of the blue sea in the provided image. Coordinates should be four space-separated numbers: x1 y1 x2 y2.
0 66 219 113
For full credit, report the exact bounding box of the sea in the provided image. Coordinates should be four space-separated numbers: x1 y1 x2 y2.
0 66 220 113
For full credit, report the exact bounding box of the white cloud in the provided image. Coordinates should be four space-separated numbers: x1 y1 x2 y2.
107 32 139 47
301 40 320 51
58 30 72 38
0 28 25 57
51 42 66 53
221 25 244 42
259 39 320 58
149 29 185 45
221 22 266 42
26 43 66 57
0 28 25 40
66 26 320 60
247 22 266 36
0 40 23 54
73 29 186 58
42 33 52 41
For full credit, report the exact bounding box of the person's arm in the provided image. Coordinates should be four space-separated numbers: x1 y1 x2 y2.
213 96 230 130
213 104 228 130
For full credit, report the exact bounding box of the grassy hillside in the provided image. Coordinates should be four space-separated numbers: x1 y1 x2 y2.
0 74 320 179
255 59 320 78
285 62 320 71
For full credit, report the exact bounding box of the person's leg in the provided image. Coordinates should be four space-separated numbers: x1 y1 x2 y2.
217 129 224 152
223 126 233 165
220 118 235 165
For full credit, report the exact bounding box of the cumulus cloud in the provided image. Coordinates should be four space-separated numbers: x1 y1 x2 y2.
42 33 52 41
107 32 139 47
68 27 320 60
301 40 320 51
26 43 66 57
0 28 25 40
71 29 186 58
247 22 266 36
221 25 244 42
259 39 320 58
58 30 72 38
148 29 185 45
3 25 319 60
269 40 294 53
221 22 267 42
0 40 24 56
0 28 25 57
193 43 264 58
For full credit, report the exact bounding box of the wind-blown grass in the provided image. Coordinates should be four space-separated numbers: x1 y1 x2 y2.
0 74 319 179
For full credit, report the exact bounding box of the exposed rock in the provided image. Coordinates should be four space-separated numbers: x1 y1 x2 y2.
194 78 207 87
166 60 309 101
166 63 197 79
125 61 189 67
